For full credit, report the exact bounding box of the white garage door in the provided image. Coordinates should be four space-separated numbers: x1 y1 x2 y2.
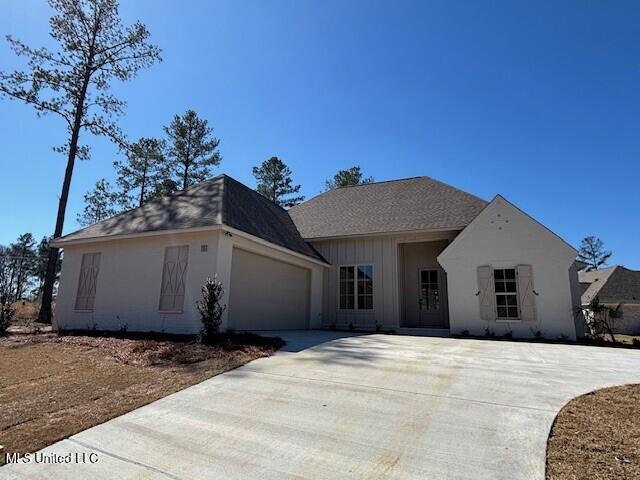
228 248 310 330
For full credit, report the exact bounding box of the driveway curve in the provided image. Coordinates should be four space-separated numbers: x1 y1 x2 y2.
4 331 640 480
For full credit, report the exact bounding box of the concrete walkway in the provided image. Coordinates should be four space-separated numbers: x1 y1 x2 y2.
4 332 640 479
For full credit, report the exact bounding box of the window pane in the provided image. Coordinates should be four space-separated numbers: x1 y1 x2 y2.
494 269 504 280
497 307 508 318
506 294 518 306
507 307 519 318
496 295 506 306
505 269 516 280
504 281 517 293
356 264 373 310
340 266 356 309
495 281 505 293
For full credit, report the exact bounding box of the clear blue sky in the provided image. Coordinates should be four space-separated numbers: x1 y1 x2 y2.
1 0 639 267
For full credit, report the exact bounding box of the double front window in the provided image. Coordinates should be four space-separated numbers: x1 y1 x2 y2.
339 265 373 310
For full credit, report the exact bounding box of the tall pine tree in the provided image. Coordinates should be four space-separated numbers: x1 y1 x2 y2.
0 0 161 322
164 110 221 190
325 166 374 190
77 179 120 226
253 157 304 208
115 137 167 208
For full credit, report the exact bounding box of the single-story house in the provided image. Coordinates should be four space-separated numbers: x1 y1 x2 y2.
53 174 582 339
579 265 640 335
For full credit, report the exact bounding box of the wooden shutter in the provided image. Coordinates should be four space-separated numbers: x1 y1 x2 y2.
517 265 536 321
75 253 101 311
159 245 189 311
477 265 495 320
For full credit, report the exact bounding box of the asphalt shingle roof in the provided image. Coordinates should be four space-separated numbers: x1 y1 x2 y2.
579 266 640 304
289 176 488 239
56 175 324 262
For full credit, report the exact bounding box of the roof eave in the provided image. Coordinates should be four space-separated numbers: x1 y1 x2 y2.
301 225 468 242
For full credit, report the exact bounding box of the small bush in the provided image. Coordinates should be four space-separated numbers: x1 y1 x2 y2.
197 275 227 344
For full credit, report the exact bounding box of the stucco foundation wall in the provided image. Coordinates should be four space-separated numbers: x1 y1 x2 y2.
311 230 458 329
55 231 220 334
438 197 578 340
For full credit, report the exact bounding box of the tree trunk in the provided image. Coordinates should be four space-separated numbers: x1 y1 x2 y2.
38 71 93 324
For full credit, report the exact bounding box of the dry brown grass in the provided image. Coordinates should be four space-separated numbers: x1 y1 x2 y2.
0 331 282 461
546 384 640 479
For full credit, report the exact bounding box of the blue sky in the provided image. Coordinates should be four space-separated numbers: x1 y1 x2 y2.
1 0 639 267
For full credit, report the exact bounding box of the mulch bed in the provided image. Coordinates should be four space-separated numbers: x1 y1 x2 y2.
0 331 283 462
546 384 640 479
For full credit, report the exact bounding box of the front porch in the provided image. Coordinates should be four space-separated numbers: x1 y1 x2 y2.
398 240 451 330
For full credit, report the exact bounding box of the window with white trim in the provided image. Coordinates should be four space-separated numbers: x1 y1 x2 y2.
159 245 189 311
339 265 373 310
75 252 101 311
494 268 519 319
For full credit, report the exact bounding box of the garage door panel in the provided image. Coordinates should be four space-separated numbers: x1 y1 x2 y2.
228 248 310 330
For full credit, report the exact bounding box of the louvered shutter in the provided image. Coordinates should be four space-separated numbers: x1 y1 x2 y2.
477 265 495 320
517 265 536 321
75 253 101 311
159 246 189 311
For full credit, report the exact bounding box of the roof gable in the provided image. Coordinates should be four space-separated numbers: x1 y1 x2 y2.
55 175 324 262
289 176 487 239
438 195 577 265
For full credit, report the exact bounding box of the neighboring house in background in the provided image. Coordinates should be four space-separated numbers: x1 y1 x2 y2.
579 266 640 335
53 174 581 340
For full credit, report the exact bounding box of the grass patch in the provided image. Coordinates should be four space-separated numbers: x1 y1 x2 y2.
546 384 640 479
0 330 283 462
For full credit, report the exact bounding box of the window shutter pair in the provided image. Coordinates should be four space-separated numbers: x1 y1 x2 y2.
476 265 536 321
159 246 189 311
75 253 101 311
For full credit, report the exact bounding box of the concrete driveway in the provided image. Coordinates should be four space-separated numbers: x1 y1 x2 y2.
4 331 640 480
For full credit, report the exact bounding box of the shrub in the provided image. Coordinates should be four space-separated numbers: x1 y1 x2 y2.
197 275 227 344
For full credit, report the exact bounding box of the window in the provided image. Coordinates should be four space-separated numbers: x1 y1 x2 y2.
420 269 439 311
339 265 373 310
159 245 189 311
494 268 519 319
75 253 101 311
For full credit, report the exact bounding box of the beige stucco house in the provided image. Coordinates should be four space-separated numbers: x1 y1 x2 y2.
53 174 581 339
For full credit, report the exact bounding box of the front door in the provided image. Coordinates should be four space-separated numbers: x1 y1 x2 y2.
418 268 447 327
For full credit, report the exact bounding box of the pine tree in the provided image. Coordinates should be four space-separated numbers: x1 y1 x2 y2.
164 110 221 190
77 179 120 226
0 0 161 323
253 157 304 208
115 137 167 208
577 236 612 271
325 166 374 190
7 233 37 301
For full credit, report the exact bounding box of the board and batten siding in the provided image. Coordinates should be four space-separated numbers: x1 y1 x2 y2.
311 230 459 329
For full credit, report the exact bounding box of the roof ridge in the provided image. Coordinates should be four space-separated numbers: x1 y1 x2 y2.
221 174 291 214
333 176 426 189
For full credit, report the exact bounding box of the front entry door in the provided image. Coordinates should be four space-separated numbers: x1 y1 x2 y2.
418 268 447 327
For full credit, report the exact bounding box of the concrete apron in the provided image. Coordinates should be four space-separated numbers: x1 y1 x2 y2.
3 331 640 480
